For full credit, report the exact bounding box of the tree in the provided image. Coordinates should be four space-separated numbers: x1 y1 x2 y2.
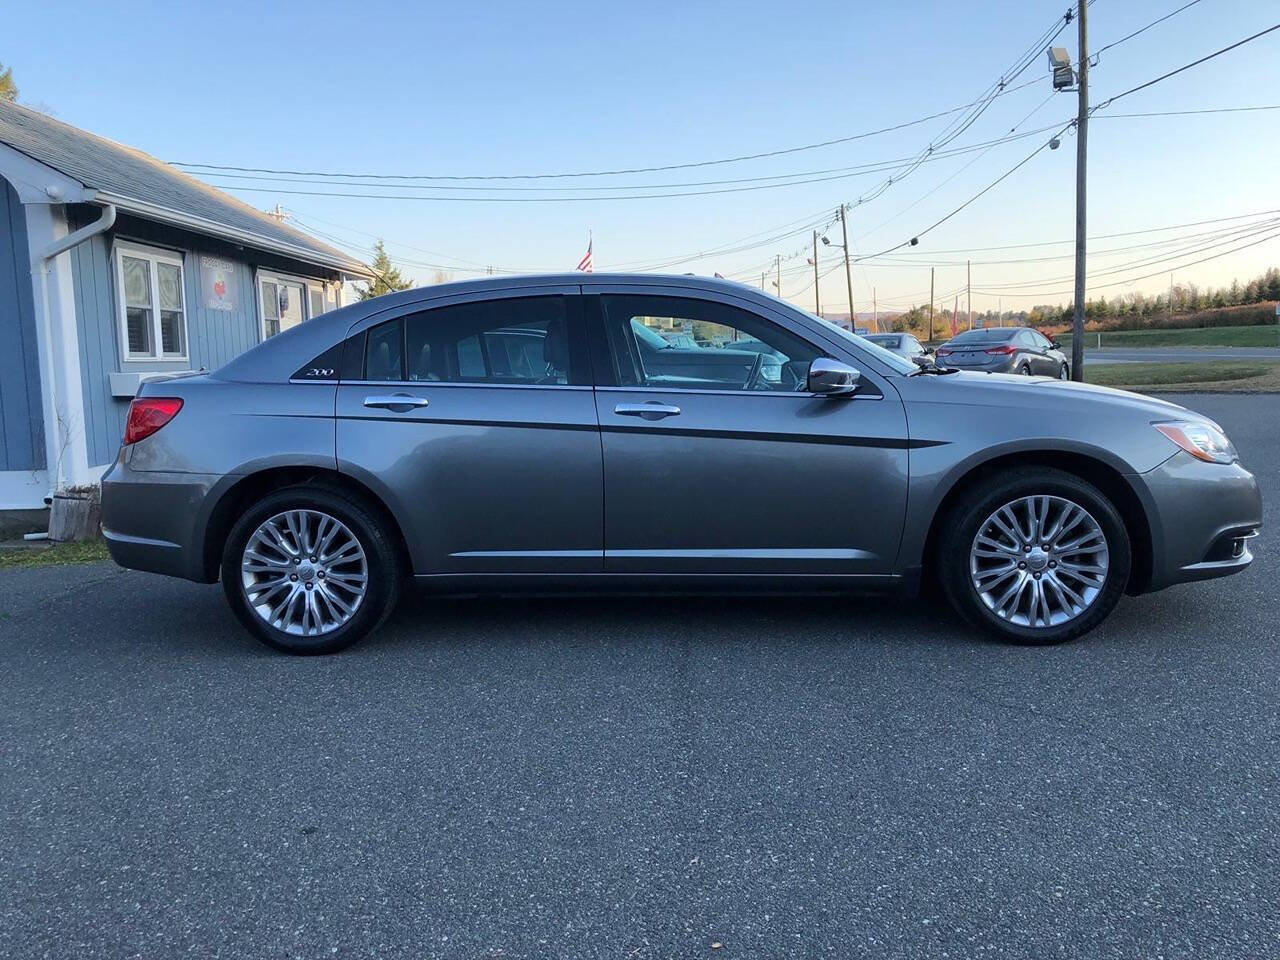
356 240 413 300
0 63 17 102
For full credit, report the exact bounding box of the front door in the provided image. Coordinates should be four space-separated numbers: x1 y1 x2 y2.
335 288 603 575
587 288 910 577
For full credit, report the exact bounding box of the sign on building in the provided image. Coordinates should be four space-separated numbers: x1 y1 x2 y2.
201 256 237 312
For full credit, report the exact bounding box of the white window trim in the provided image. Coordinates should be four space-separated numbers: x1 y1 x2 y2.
255 269 335 341
114 241 190 362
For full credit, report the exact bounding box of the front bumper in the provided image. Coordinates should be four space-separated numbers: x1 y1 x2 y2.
1137 451 1262 591
100 451 222 582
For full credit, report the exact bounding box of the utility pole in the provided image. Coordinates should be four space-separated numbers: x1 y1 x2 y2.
967 259 972 330
928 267 935 342
812 230 821 316
775 255 782 298
873 287 878 332
1071 0 1089 381
761 272 766 291
838 204 855 331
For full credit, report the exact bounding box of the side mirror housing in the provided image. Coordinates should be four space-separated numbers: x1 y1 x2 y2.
807 357 861 396
911 354 932 368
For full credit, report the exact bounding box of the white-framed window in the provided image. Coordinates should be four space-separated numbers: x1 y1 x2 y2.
257 271 339 340
115 242 188 361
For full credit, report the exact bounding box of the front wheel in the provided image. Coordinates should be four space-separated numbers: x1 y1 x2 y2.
1059 362 1070 380
938 468 1131 644
221 486 401 654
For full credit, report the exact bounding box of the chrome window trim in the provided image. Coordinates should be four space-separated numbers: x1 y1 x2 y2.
322 379 593 392
594 385 883 401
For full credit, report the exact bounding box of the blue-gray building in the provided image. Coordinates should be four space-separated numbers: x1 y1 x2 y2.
0 99 372 510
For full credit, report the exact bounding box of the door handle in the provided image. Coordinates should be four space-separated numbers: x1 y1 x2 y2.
614 402 681 420
364 394 429 410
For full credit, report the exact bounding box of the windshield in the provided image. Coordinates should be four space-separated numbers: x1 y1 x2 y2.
815 320 918 374
629 318 675 349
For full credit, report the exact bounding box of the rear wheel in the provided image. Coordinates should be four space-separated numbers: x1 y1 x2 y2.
1019 363 1032 375
938 467 1130 644
221 486 400 654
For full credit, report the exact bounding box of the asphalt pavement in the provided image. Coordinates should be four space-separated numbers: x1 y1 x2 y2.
2 394 1277 960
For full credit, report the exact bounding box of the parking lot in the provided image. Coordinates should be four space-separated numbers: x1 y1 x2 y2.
1 393 1276 960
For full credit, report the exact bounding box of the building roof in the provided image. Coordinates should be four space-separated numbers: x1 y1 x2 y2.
0 99 371 278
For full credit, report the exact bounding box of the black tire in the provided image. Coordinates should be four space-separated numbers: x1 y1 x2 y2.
1059 362 1070 380
937 467 1131 645
221 485 401 655
1019 364 1032 376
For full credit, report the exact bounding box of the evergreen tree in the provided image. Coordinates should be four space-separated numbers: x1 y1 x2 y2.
357 240 413 301
0 63 16 102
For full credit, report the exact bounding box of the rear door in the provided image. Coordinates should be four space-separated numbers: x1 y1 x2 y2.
335 287 603 575
586 285 910 577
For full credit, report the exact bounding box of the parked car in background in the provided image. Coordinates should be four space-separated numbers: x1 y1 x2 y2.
865 333 930 362
101 275 1260 655
936 327 1069 378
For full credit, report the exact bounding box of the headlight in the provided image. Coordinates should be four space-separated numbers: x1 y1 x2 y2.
1154 420 1238 464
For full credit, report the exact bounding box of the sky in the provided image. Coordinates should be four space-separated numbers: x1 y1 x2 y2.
5 0 1280 316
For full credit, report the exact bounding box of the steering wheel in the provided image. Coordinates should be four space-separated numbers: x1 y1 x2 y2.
742 352 765 391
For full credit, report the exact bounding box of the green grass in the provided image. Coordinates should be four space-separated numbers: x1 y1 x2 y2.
0 538 111 569
1083 360 1278 391
1060 324 1280 350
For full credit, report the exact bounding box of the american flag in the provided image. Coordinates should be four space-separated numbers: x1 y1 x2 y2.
576 239 593 273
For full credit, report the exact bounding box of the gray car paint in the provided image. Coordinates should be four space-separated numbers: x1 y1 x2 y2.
101 274 1261 599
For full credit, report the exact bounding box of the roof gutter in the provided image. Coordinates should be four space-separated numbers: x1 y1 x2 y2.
37 199 116 262
93 190 374 280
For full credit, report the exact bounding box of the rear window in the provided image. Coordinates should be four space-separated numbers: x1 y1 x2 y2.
948 328 1015 344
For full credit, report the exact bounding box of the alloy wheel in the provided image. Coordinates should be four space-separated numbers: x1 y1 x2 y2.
968 495 1109 628
240 509 368 636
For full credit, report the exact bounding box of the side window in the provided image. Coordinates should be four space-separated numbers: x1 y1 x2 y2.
1031 330 1053 349
598 295 821 392
404 295 588 385
365 319 404 381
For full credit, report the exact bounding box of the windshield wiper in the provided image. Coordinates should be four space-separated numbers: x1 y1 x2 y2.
908 356 958 376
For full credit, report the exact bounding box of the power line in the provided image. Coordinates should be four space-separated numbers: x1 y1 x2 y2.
1095 21 1280 110
202 124 1069 204
1090 0 1205 63
973 228 1280 299
1093 103 1280 119
169 79 1046 183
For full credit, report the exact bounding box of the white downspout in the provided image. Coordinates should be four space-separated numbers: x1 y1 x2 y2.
33 201 116 495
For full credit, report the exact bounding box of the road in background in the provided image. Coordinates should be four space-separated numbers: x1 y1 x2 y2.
1085 346 1280 365
2 395 1275 960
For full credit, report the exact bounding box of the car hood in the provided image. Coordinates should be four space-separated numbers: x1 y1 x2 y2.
898 370 1203 422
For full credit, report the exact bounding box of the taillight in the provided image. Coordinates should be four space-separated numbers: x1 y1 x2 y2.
935 347 953 357
984 344 1017 355
123 397 183 445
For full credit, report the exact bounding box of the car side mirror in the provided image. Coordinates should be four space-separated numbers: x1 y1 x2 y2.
807 357 861 396
1049 340 1060 350
911 354 931 368
924 346 935 355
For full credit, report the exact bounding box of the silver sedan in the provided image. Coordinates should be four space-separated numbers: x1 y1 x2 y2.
101 275 1261 654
